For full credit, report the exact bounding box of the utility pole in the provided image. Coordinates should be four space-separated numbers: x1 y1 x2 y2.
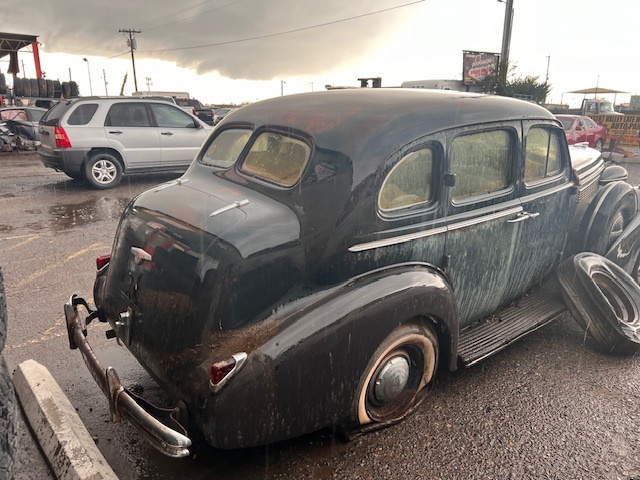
119 28 141 92
498 0 514 86
103 69 109 96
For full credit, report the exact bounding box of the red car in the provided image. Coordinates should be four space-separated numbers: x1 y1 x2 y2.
556 114 607 151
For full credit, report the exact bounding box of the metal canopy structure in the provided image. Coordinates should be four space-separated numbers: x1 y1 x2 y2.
0 32 38 60
0 32 41 78
568 87 628 94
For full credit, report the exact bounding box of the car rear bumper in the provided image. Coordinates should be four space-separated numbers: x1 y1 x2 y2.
38 148 89 174
64 295 192 458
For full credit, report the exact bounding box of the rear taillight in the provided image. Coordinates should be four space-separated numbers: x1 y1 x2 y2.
54 126 72 149
96 255 111 270
192 108 197 116
209 352 247 393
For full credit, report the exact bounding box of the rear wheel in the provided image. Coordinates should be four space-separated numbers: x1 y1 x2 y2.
355 322 438 429
594 138 604 152
84 153 123 189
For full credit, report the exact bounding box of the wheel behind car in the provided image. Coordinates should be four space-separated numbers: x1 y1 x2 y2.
0 267 17 480
84 152 123 189
582 182 637 255
557 253 640 355
354 322 438 431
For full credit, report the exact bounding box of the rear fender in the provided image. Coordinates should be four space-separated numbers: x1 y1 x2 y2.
204 263 458 449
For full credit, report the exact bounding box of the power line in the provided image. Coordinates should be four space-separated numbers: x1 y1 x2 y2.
139 0 424 54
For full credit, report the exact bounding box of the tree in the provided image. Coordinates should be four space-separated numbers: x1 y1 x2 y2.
482 63 551 104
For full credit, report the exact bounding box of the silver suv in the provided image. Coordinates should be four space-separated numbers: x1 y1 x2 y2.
38 97 212 188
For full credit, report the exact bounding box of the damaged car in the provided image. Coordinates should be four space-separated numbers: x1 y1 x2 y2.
0 106 46 142
64 89 640 458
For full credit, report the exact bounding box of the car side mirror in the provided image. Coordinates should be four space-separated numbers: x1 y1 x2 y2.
193 120 202 129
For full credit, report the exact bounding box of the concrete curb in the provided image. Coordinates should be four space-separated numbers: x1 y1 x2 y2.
13 359 118 480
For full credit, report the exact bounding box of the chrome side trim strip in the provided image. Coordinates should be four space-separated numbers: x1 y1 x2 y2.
447 205 522 232
348 226 448 252
349 206 523 252
210 199 250 217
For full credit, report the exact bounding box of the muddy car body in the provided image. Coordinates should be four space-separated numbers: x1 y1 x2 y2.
65 89 640 457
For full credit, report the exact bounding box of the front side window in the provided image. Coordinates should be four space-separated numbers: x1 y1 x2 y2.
240 132 310 187
150 103 196 128
105 103 151 127
200 129 251 168
450 129 511 200
524 127 562 183
379 148 433 211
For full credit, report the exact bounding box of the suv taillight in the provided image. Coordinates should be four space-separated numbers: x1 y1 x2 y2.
192 108 197 116
54 126 72 149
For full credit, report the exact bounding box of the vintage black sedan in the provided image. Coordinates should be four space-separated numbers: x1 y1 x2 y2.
65 89 640 458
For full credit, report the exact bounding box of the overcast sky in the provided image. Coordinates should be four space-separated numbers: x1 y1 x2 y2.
1 0 637 105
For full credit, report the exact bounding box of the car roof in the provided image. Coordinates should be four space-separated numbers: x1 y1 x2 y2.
225 89 556 180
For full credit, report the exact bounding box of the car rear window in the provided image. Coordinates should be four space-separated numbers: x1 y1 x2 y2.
40 100 75 126
67 104 99 125
240 132 311 187
200 129 252 168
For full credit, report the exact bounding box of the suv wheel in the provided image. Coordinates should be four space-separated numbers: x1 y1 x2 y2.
84 153 123 189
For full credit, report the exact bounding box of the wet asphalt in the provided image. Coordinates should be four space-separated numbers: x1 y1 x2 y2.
1 152 639 480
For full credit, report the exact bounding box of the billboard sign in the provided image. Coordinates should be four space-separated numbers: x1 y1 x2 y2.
463 51 500 86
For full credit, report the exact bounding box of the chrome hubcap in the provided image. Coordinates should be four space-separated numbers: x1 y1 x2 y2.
92 159 117 184
373 354 410 404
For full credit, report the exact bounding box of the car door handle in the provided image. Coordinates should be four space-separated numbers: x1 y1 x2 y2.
507 212 540 223
108 130 123 134
160 131 174 136
39 128 49 136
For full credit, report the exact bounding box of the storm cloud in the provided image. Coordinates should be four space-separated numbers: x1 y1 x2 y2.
1 0 419 80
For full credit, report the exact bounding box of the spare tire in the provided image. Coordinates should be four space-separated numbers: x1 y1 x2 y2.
22 78 31 97
52 80 62 98
29 78 39 97
45 79 54 98
557 253 640 354
69 81 79 97
37 78 47 97
0 267 17 480
12 77 23 97
61 81 71 98
582 182 637 255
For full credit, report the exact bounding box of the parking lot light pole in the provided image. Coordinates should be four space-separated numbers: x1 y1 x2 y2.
83 57 93 96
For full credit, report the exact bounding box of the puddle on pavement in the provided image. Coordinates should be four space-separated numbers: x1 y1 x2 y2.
44 197 131 232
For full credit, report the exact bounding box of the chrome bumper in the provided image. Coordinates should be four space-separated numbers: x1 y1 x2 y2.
64 295 192 458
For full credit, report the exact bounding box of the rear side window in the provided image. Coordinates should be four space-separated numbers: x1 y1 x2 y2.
40 101 74 126
200 129 251 168
525 127 563 183
450 130 512 200
379 148 434 210
105 103 151 127
67 104 99 125
240 132 311 187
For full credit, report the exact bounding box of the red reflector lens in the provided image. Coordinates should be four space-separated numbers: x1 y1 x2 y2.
96 255 111 270
210 357 236 385
54 126 72 149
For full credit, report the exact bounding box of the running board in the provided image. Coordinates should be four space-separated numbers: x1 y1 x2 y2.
458 278 567 366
